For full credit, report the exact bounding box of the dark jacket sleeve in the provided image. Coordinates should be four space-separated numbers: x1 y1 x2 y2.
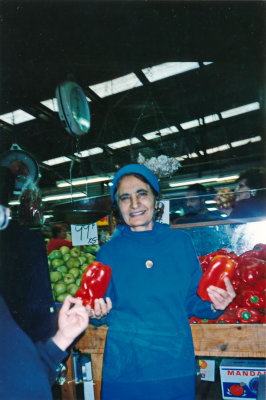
35 340 69 385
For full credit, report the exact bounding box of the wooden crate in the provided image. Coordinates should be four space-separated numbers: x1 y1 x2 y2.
61 323 266 400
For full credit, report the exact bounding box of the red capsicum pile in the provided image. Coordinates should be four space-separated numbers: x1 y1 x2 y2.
75 261 112 308
190 243 266 324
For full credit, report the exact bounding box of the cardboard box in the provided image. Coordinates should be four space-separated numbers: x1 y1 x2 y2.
199 358 215 382
220 359 266 399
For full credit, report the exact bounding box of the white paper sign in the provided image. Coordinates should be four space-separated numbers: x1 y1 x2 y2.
71 223 98 246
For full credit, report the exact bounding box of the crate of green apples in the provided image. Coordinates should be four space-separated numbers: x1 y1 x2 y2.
48 245 99 303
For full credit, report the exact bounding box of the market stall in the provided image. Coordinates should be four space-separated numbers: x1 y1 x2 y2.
59 217 266 400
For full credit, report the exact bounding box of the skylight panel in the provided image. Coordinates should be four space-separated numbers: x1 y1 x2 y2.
89 73 142 98
107 137 140 150
0 109 36 125
221 102 260 119
180 119 199 130
204 114 220 124
43 156 71 166
206 144 230 154
142 62 199 83
231 136 262 148
41 98 59 112
142 126 178 140
74 147 103 158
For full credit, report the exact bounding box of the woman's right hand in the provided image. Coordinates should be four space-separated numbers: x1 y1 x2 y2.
87 297 112 319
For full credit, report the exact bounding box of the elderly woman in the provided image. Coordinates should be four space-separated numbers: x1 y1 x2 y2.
96 164 235 400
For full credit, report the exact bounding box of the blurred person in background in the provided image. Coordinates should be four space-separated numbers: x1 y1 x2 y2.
229 167 266 219
47 223 72 254
177 183 223 223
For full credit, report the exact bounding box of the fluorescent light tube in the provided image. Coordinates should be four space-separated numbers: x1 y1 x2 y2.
169 175 239 188
142 62 199 82
89 73 142 98
56 176 111 188
42 193 87 202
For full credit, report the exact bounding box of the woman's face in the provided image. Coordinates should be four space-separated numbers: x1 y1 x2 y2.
116 175 156 231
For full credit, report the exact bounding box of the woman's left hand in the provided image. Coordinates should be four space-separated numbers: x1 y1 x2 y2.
207 277 236 310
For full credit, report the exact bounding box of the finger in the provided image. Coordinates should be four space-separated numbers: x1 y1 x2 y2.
224 278 236 298
60 295 73 313
106 297 112 312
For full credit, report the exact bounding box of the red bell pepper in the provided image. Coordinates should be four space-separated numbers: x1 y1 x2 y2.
75 261 112 308
216 309 238 324
260 314 266 323
253 243 266 260
239 257 265 285
236 288 265 309
255 278 266 293
236 307 262 323
197 255 237 301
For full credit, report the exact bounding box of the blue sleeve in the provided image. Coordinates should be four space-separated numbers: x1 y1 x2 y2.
35 340 68 385
183 233 223 320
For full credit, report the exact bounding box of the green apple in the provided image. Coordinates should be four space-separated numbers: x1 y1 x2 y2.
68 267 80 279
60 245 71 255
67 283 79 296
81 263 88 272
54 282 67 296
56 265 68 274
78 256 87 265
48 250 62 260
84 244 99 254
50 271 63 283
66 257 80 269
70 247 81 258
63 253 71 263
56 293 68 303
86 253 96 263
63 273 75 285
75 278 81 287
51 258 64 269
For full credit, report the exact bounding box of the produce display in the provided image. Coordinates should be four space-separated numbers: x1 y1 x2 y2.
48 245 99 302
75 261 112 308
191 243 266 324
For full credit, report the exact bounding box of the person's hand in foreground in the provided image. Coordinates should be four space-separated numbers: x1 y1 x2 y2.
87 297 112 319
207 277 236 310
52 295 90 351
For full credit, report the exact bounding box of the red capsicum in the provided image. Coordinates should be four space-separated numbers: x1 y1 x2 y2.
197 255 237 301
216 309 238 324
239 257 265 285
255 278 266 293
236 307 261 323
253 243 266 260
75 261 112 308
236 288 265 309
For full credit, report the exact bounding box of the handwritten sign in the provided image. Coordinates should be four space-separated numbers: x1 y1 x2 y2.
71 223 98 246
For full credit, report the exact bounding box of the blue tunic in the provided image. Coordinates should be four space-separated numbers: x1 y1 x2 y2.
97 222 220 399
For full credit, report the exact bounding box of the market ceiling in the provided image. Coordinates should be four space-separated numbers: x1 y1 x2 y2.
0 1 265 202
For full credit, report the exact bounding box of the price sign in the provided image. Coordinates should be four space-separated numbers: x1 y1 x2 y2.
71 223 98 246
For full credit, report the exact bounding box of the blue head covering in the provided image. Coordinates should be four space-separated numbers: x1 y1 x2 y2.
110 164 160 202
